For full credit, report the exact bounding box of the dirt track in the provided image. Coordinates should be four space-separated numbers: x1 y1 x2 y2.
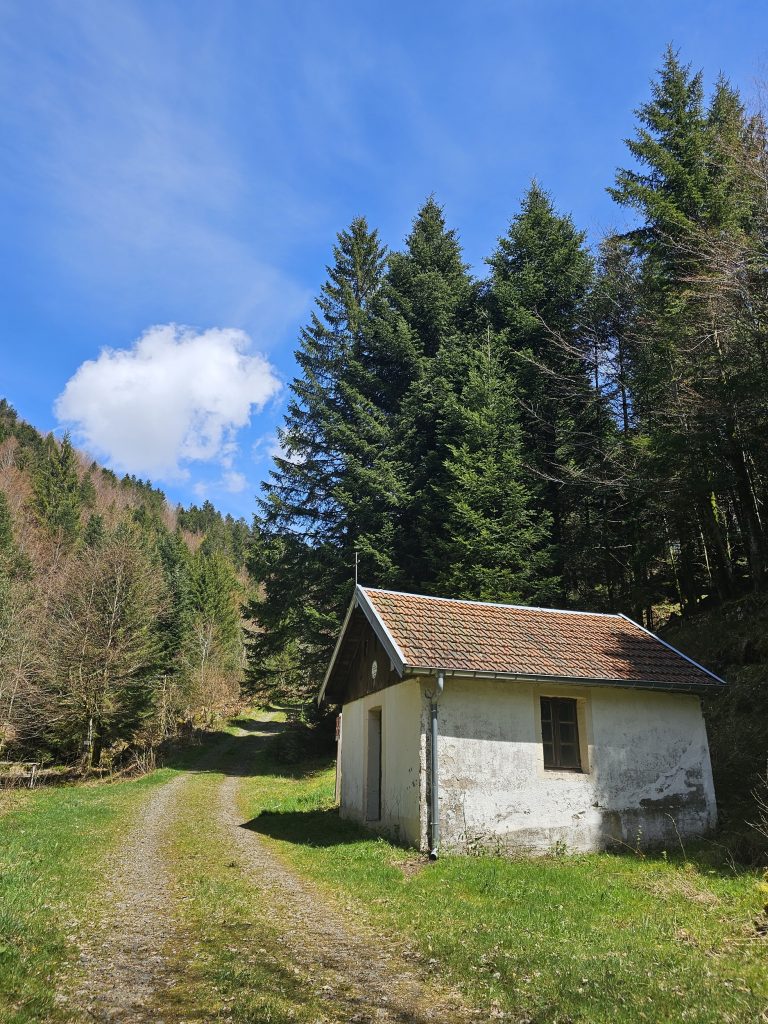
63 720 478 1024
65 774 189 1022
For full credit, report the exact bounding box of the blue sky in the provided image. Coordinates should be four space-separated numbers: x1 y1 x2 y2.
1 0 766 518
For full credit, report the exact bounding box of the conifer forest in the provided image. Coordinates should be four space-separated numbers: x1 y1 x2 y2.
250 51 768 695
6 20 768 1024
2 50 768 825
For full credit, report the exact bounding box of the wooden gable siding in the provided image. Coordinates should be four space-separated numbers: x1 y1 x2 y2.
328 607 401 704
344 627 400 703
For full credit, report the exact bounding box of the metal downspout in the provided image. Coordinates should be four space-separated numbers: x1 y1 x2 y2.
429 670 445 860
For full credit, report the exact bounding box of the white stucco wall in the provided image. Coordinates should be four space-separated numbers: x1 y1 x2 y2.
339 678 423 845
436 677 717 854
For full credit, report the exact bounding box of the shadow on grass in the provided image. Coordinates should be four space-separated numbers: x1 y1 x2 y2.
242 807 371 848
601 836 763 878
244 801 763 873
161 723 334 782
229 718 284 735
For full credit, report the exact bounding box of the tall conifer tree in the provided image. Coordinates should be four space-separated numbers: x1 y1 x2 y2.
434 334 555 602
386 199 476 590
0 490 14 572
247 218 397 699
611 47 768 598
32 432 82 545
488 183 595 603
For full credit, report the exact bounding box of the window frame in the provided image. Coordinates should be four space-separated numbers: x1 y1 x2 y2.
540 695 583 772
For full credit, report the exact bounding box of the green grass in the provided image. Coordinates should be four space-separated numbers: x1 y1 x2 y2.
0 769 175 1024
239 739 768 1024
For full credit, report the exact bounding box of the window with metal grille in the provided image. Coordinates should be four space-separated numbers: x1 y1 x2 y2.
540 697 582 771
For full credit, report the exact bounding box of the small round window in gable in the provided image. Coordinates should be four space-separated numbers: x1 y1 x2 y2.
371 659 378 681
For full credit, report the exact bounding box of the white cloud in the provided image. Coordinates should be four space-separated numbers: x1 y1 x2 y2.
253 432 305 466
222 470 247 493
56 324 281 479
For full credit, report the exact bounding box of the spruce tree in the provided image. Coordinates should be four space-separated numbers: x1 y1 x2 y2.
156 529 195 685
120 515 190 704
0 490 14 572
223 515 251 567
488 183 595 603
190 549 241 667
79 470 97 508
385 196 473 359
83 513 105 548
610 48 768 597
247 217 398 699
0 489 28 585
32 432 82 544
610 46 710 247
385 199 476 591
435 335 556 603
582 238 658 614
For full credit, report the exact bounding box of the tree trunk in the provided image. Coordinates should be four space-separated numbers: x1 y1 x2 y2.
726 426 765 588
695 493 734 600
89 719 103 768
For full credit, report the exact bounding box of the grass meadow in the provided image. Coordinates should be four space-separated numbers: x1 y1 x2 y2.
0 771 174 1024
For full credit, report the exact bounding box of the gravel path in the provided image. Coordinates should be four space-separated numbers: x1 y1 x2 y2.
63 722 479 1023
220 724 476 1024
66 774 189 1022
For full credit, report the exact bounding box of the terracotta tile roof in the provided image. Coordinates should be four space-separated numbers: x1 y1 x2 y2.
360 588 724 691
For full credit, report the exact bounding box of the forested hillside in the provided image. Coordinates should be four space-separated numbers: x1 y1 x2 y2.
247 48 768 836
0 399 251 769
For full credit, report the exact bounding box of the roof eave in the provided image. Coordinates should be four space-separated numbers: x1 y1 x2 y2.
407 666 725 695
317 592 358 706
617 613 727 686
356 585 407 675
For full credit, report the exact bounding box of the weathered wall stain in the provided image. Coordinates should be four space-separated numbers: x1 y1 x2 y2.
339 675 717 854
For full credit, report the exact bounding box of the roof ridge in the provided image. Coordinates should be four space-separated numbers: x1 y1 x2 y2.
360 586 623 620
